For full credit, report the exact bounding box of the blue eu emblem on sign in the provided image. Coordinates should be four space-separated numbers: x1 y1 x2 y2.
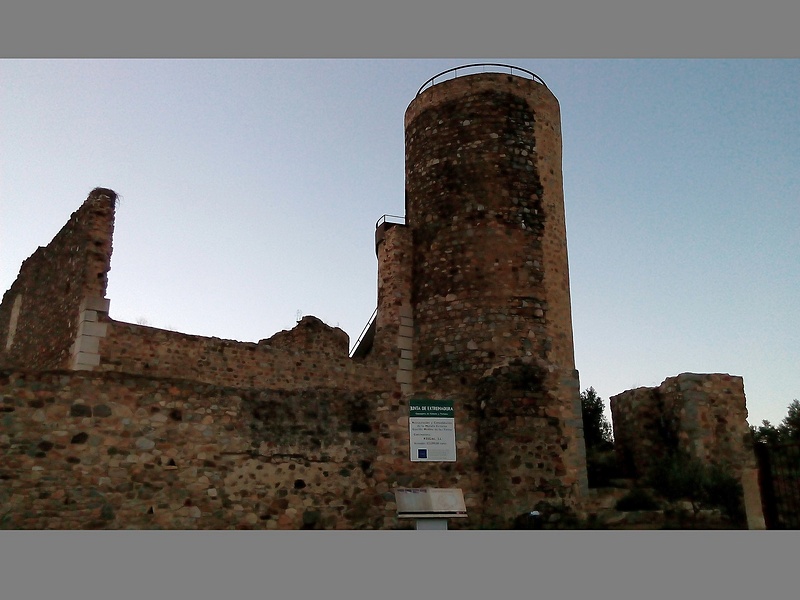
418 449 428 459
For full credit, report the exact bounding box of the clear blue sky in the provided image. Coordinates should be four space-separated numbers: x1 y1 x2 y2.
2 59 798 428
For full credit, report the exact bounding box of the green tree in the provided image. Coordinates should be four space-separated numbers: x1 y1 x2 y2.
751 420 783 445
581 387 618 487
780 399 800 442
750 399 800 445
581 387 613 451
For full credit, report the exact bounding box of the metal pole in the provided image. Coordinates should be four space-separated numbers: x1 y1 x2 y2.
416 518 448 530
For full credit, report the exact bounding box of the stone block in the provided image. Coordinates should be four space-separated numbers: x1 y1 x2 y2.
73 352 101 367
78 321 108 338
682 390 707 403
740 468 766 530
397 335 412 351
76 335 100 354
82 296 111 313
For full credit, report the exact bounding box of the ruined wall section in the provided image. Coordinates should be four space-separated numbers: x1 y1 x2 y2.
608 385 657 478
95 316 389 393
0 369 394 530
0 189 115 370
610 373 757 478
610 372 764 528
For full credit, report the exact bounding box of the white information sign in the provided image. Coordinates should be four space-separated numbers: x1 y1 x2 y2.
409 399 456 462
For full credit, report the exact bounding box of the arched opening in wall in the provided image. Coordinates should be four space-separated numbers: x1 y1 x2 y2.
5 295 23 351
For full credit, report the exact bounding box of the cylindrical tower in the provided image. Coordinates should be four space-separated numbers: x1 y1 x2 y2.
405 69 575 386
403 68 588 523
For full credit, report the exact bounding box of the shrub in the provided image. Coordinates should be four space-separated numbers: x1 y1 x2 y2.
586 446 621 488
615 488 660 512
646 453 744 525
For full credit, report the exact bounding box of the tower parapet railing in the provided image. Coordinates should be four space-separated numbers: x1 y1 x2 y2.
375 214 407 255
376 214 406 228
416 63 547 96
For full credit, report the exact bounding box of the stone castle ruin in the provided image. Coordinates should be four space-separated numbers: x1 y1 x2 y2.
0 67 764 529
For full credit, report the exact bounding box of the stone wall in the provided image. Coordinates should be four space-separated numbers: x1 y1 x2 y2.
0 188 116 370
0 366 515 530
476 359 587 526
96 316 388 393
373 222 413 362
0 369 393 529
609 373 765 529
610 373 757 478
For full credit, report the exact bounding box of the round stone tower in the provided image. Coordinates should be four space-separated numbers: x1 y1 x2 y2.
405 68 576 387
403 67 588 522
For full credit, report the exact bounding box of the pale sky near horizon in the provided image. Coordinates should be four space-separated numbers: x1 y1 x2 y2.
2 59 798 428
